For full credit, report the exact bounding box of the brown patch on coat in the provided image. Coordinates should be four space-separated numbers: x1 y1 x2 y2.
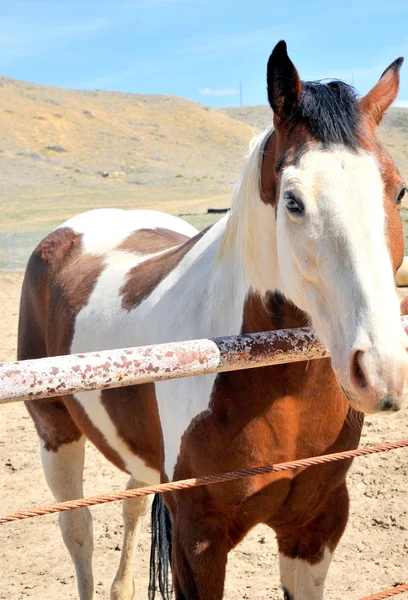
46 251 105 360
24 397 83 452
121 227 209 311
117 227 190 255
100 384 161 473
18 227 100 452
170 291 361 587
62 395 129 472
19 228 121 465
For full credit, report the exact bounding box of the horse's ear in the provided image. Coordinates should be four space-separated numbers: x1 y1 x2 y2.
360 58 404 126
267 40 302 125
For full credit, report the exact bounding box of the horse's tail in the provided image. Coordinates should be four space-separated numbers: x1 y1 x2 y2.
148 493 173 599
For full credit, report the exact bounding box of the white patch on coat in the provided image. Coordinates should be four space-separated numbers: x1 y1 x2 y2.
279 548 333 600
58 208 198 255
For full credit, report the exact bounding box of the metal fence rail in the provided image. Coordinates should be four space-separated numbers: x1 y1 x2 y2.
2 316 408 405
0 325 329 404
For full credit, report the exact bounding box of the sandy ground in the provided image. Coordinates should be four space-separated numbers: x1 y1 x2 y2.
1 272 407 600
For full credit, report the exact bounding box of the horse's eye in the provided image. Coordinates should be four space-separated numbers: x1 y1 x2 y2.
284 192 305 216
396 187 407 205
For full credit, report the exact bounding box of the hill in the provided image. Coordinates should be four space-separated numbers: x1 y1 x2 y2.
1 76 408 268
0 77 256 234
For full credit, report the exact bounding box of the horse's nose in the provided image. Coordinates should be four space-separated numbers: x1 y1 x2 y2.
348 345 408 413
374 394 401 413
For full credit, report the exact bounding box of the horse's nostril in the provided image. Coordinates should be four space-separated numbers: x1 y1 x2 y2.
379 395 399 412
382 397 392 410
352 350 368 389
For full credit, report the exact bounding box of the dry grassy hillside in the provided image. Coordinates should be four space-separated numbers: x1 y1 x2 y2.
2 76 408 268
0 77 255 235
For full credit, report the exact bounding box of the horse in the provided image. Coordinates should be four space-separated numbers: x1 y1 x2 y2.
18 40 408 600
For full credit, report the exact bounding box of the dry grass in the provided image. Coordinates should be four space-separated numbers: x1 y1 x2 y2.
0 77 256 235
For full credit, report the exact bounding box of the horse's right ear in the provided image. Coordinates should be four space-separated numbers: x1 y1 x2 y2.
267 40 302 125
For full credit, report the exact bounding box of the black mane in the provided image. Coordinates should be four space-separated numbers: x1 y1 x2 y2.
294 80 360 147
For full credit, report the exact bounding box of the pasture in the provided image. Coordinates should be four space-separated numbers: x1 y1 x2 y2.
1 76 408 599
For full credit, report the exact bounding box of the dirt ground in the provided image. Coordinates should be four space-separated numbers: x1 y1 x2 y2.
1 272 407 600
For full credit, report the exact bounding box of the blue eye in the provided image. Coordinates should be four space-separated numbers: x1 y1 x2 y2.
284 192 305 216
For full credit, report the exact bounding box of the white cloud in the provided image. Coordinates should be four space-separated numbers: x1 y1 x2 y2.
199 87 239 96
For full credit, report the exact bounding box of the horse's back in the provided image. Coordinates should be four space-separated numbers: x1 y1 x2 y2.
58 208 197 256
18 208 198 359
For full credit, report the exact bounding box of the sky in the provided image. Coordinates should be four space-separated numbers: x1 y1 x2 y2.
1 0 408 109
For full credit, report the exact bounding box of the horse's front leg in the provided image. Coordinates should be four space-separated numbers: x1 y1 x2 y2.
273 483 349 600
171 500 234 600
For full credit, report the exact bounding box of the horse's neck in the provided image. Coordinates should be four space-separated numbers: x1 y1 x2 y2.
224 291 353 440
242 291 317 395
199 200 283 338
241 291 307 334
190 204 351 427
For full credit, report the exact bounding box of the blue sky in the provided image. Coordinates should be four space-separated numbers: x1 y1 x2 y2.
1 0 408 108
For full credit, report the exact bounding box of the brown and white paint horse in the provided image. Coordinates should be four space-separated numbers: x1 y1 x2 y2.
19 41 408 600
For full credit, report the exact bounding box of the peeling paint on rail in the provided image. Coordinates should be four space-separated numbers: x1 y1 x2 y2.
1 317 408 404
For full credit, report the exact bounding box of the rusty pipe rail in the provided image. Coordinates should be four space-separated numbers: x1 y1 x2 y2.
1 316 408 405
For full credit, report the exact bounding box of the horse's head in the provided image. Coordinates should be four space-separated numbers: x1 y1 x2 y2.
262 41 408 414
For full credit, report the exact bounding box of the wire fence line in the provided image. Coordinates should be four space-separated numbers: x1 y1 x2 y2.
360 585 408 600
2 438 408 524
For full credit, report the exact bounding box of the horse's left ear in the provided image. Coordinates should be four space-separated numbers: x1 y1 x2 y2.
360 58 404 126
267 40 302 126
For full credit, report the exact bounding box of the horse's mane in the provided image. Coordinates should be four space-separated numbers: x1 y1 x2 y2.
218 127 275 292
294 80 360 147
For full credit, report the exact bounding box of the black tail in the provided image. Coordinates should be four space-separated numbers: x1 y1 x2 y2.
149 493 173 599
